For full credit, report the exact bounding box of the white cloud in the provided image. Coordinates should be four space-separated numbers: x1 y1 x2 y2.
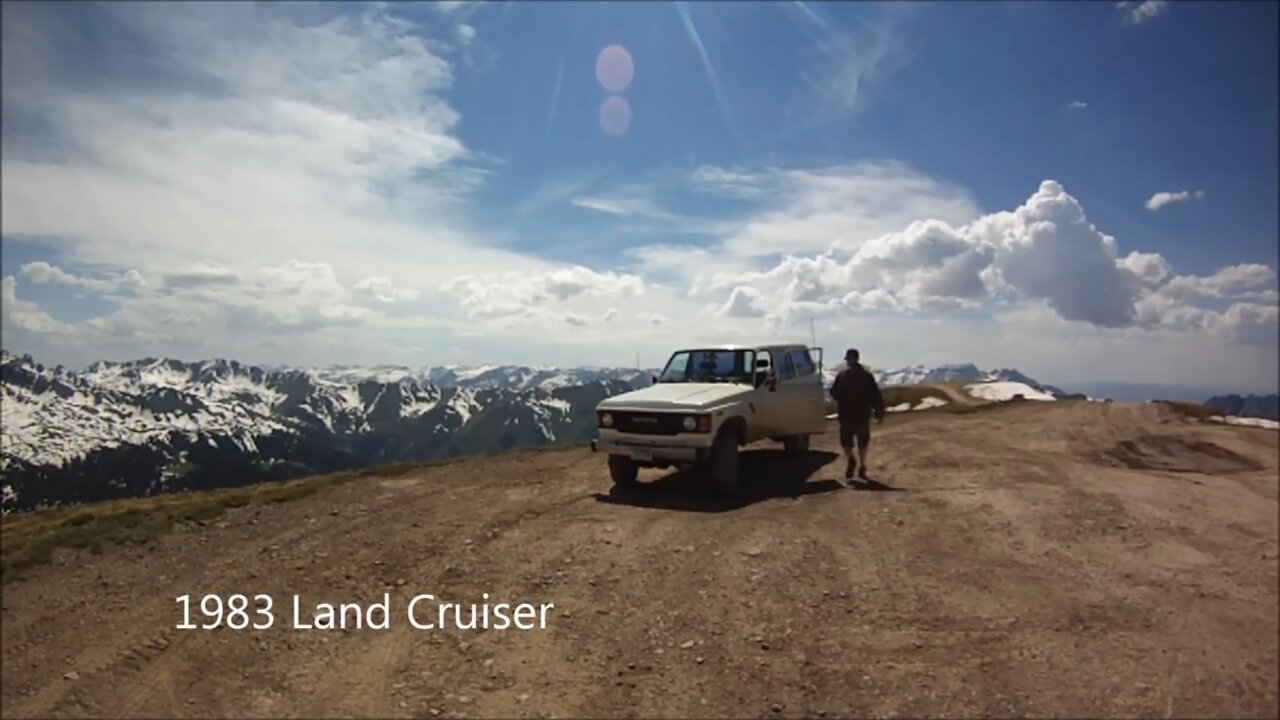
455 24 476 45
688 166 767 199
800 6 908 120
1 276 74 335
690 161 982 259
689 179 1277 353
602 309 620 323
1145 190 1205 211
570 190 677 222
1118 251 1172 288
718 286 767 318
1117 1 1169 26
442 266 645 320
1068 100 1088 110
162 265 241 289
20 261 144 292
563 312 589 327
1 2 548 301
352 276 420 304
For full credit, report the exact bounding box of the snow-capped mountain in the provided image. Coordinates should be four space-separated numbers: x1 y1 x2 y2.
822 362 1065 396
2 350 1066 513
1 351 651 513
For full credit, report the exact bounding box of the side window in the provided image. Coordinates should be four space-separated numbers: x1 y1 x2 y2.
790 350 815 377
780 352 797 381
661 352 689 382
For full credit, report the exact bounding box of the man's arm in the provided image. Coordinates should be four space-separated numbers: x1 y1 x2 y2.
870 375 886 422
829 371 843 402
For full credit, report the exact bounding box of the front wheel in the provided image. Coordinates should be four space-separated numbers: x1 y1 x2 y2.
708 430 740 495
608 455 639 488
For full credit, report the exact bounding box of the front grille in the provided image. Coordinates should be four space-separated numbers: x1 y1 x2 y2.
612 411 685 436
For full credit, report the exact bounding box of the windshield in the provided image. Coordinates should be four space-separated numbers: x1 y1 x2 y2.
658 349 755 384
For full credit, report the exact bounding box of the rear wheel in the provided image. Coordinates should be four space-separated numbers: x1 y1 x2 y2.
608 455 639 488
708 430 740 495
783 434 811 455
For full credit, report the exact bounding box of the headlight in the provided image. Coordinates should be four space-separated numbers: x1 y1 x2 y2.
682 416 697 431
601 412 614 428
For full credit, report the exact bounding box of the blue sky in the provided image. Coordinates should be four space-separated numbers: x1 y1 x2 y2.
1 0 1277 392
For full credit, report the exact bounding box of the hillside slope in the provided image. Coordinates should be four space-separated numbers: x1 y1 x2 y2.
2 402 1277 719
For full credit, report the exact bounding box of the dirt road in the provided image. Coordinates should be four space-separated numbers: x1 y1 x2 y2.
3 401 1277 719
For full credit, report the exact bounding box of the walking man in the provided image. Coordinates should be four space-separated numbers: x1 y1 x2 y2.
829 348 886 483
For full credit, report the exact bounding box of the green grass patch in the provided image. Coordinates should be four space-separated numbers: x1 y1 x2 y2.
0 468 371 582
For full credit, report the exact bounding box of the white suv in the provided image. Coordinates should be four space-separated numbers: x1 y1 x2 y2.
590 343 826 494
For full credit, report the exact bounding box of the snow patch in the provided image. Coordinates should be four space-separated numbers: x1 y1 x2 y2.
964 382 1057 402
1207 415 1280 430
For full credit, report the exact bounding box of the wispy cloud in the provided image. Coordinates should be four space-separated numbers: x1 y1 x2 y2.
1117 1 1169 26
1145 189 1205 211
799 5 910 121
1067 100 1088 110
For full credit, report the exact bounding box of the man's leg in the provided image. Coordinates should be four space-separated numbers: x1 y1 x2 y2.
855 424 872 480
839 423 856 480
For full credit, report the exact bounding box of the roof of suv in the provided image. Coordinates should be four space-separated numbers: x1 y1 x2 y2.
672 343 811 352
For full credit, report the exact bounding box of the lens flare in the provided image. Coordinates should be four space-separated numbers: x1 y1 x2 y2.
599 95 632 136
595 45 634 93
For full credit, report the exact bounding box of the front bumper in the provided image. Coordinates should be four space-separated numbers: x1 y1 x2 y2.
591 437 709 463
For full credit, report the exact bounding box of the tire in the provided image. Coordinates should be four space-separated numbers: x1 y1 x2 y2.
708 430 740 495
608 455 639 488
783 434 810 455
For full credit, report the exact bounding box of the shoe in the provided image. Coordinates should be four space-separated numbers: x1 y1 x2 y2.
844 459 854 480
857 467 869 481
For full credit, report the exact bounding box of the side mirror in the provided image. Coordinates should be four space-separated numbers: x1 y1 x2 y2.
767 371 778 391
651 375 658 385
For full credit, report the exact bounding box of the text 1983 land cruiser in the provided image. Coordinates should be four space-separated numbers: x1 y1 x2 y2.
590 343 826 494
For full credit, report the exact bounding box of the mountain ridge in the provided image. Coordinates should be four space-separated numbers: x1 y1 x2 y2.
1 349 1066 513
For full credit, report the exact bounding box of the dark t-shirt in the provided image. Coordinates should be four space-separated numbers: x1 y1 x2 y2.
830 364 885 423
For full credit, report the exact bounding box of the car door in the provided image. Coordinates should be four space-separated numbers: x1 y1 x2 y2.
748 350 782 440
775 350 805 433
789 348 826 434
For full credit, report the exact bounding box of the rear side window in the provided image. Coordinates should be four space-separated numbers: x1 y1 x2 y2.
789 349 815 377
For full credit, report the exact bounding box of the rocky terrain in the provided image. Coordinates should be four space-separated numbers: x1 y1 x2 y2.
1 400 1276 719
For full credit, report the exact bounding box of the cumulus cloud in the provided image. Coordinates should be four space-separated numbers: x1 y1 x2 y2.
1158 263 1278 301
455 24 476 45
20 261 144 292
602 308 620 323
1145 190 1205 211
1 276 75 335
1117 1 1169 26
718 286 767 318
563 312 589 327
352 276 419 304
691 178 1277 349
